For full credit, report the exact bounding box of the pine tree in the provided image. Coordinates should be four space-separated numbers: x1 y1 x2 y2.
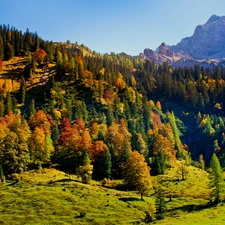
152 151 166 175
209 153 224 204
177 160 189 180
20 76 26 104
0 100 5 118
199 154 205 170
29 99 36 117
32 55 37 71
0 35 4 59
106 105 114 126
4 42 14 60
0 164 5 182
168 111 184 159
52 125 60 144
6 92 12 114
155 186 167 220
104 148 112 179
56 51 63 74
76 152 93 184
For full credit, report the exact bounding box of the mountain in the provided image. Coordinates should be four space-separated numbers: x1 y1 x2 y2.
140 15 225 67
170 15 225 59
140 42 217 67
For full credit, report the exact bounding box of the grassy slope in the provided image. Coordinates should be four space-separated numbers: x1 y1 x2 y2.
1 164 225 225
0 169 149 225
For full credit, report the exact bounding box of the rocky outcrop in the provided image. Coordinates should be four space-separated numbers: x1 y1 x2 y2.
140 42 199 67
170 15 225 59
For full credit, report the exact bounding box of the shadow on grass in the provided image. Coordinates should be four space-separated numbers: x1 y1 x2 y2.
167 201 219 213
48 178 77 184
6 181 18 186
119 197 143 202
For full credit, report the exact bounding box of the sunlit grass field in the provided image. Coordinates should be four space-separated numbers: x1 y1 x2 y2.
0 164 225 225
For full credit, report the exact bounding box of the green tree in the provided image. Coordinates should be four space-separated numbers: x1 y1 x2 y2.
76 152 93 184
199 154 205 170
0 35 4 59
4 42 14 60
106 105 114 126
155 186 167 220
29 99 36 117
0 100 5 118
122 151 152 200
177 160 189 180
0 164 5 182
32 55 37 70
20 76 26 104
168 111 185 159
56 51 63 74
152 150 166 175
104 148 112 179
209 153 224 204
6 92 12 114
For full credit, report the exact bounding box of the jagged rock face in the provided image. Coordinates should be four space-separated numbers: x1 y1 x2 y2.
157 42 174 57
140 42 195 66
170 15 225 59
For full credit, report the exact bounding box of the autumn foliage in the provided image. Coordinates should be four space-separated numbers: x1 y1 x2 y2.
34 49 46 64
122 151 152 200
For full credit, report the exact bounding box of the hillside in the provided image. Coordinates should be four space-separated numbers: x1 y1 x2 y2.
1 24 225 224
1 165 224 225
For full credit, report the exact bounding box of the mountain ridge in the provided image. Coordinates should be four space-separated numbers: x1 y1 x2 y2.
140 15 225 67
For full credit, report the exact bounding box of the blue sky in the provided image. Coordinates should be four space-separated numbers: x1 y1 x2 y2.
1 0 225 55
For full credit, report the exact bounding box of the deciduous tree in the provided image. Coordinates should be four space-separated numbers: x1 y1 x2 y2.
122 151 152 200
34 49 46 64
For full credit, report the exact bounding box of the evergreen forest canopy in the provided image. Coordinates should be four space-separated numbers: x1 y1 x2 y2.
1 23 225 182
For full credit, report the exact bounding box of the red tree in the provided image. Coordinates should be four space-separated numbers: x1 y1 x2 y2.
34 49 46 64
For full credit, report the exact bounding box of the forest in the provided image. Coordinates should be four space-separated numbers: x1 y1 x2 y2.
0 24 225 224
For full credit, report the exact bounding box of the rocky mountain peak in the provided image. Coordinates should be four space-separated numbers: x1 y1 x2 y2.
158 42 174 57
170 15 225 59
206 14 220 25
140 15 225 68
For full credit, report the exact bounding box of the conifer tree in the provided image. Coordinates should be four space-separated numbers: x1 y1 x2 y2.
0 164 5 182
32 55 37 71
20 76 26 104
168 111 184 159
76 152 93 184
155 186 167 220
52 124 60 144
29 99 36 117
104 148 112 179
0 100 5 118
209 153 224 204
4 42 14 60
106 105 114 126
0 35 4 59
6 92 12 114
199 154 205 170
152 151 166 175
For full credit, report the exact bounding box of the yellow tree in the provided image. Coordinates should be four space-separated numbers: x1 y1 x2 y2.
29 126 52 167
153 134 176 164
122 151 152 200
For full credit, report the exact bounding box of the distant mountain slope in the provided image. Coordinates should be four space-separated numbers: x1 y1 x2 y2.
170 15 225 59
